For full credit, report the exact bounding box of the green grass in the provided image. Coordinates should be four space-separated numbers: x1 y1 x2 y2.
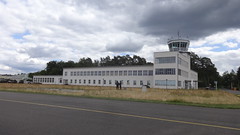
0 83 240 109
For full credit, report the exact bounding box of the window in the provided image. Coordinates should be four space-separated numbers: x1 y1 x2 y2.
109 80 112 84
143 70 148 76
178 81 181 87
106 71 110 76
88 80 91 84
103 79 106 84
80 71 83 76
148 70 153 76
138 70 142 76
98 71 101 76
133 80 136 85
128 70 132 76
140 80 143 85
147 80 150 85
77 71 80 76
75 79 77 84
155 80 176 86
155 68 176 75
70 72 73 76
79 79 81 84
119 71 123 76
93 80 96 84
98 80 101 84
102 71 105 76
110 71 114 76
91 71 94 76
127 80 130 85
87 71 90 76
70 79 73 83
84 71 86 76
115 71 118 76
94 71 98 76
155 56 176 64
83 80 86 84
133 70 137 76
64 72 68 76
74 72 76 76
124 70 127 76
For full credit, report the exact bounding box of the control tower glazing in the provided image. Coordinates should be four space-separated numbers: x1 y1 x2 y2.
167 39 190 52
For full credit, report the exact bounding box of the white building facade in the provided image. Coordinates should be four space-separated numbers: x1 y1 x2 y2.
33 38 198 89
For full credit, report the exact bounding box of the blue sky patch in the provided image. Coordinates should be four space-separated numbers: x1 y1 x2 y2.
12 31 30 40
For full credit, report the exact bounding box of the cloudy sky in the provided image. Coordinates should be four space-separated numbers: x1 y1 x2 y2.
0 0 240 75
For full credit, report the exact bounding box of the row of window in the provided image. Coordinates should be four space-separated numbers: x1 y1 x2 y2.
67 79 151 86
65 70 153 77
178 69 189 77
155 56 176 64
33 78 55 83
155 80 176 86
155 68 176 75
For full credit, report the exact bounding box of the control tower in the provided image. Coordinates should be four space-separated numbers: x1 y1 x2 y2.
167 38 190 52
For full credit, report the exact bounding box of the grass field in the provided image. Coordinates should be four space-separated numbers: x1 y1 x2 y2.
0 83 240 108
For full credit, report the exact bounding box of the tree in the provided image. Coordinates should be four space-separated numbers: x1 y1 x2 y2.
190 52 220 87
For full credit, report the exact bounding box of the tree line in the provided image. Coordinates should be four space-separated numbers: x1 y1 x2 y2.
29 53 240 89
29 55 152 77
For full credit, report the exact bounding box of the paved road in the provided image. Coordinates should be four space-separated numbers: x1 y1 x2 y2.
0 91 239 135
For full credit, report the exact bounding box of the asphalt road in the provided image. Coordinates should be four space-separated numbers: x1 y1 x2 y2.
0 91 239 135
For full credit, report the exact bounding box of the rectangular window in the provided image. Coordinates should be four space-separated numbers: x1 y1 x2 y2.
109 80 112 84
88 80 91 84
75 79 77 84
128 70 132 76
77 71 80 76
94 71 98 76
124 70 127 76
70 79 73 83
91 71 94 76
102 71 105 76
79 79 81 84
119 71 123 76
106 71 110 76
64 72 68 76
87 71 90 76
110 71 114 76
98 71 101 76
140 80 143 85
138 70 142 76
133 70 137 76
155 80 176 86
93 80 96 84
147 80 150 85
103 79 106 84
84 71 86 76
133 80 136 85
74 72 77 76
127 80 130 85
115 71 118 76
98 80 101 84
155 56 176 64
148 70 153 76
178 81 181 87
155 68 176 75
70 72 73 76
143 70 148 76
83 80 86 84
80 71 83 76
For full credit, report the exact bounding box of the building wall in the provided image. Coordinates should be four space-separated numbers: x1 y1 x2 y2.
33 52 198 89
33 75 63 84
62 66 153 88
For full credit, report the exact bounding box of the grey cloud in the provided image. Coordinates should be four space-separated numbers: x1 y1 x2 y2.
106 38 143 52
138 0 240 40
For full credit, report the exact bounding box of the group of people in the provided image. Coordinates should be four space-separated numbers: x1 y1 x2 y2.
115 81 122 90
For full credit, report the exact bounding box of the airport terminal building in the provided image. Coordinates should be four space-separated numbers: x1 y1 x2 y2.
33 38 198 89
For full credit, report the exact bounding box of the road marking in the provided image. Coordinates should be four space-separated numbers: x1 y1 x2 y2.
0 98 240 131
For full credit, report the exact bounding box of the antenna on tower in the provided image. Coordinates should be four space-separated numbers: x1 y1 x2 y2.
177 31 180 39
